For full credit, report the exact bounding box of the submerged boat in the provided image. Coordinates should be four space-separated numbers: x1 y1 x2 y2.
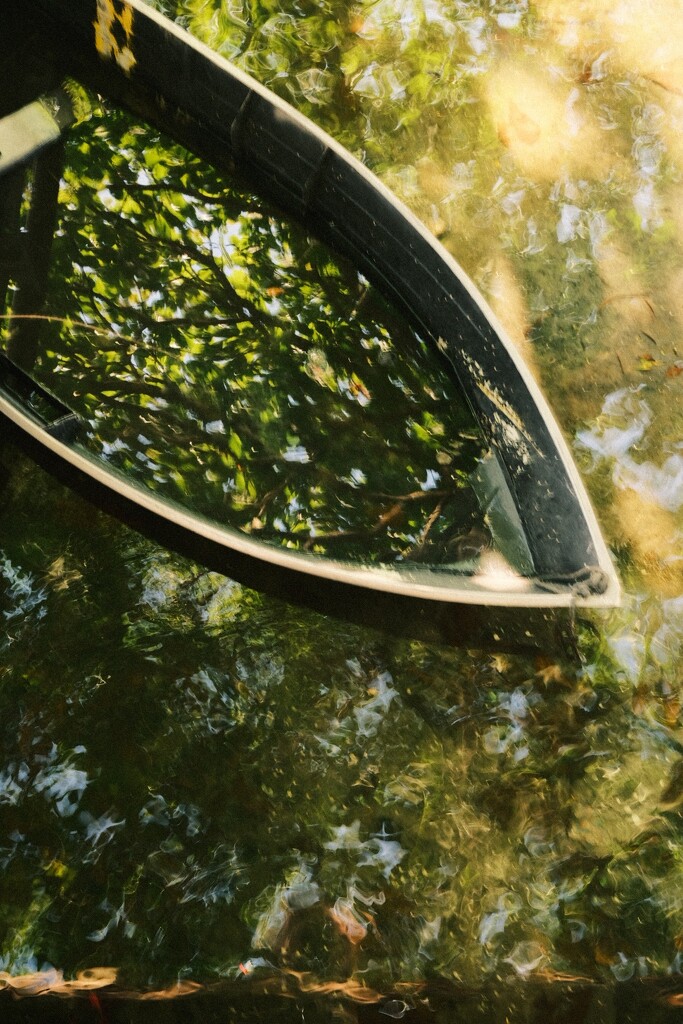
0 0 619 626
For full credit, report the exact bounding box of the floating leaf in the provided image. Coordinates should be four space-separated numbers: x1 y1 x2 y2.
660 760 683 808
637 353 659 371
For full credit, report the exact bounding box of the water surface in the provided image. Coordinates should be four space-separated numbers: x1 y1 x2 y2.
0 1 682 1021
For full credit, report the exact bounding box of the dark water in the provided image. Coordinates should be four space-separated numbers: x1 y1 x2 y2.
1 0 683 1021
1 450 682 1022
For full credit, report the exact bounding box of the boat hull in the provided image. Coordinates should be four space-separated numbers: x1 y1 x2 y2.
0 0 620 611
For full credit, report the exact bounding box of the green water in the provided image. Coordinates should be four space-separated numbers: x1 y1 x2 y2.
4 99 489 571
1 0 683 1021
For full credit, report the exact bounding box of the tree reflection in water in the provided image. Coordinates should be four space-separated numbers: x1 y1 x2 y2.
5 99 489 570
1 0 683 1019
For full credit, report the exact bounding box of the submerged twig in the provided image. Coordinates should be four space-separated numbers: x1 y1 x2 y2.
2 312 157 353
598 292 655 316
405 496 448 558
302 500 404 549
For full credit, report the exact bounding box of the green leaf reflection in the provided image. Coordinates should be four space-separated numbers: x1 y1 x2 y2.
7 97 490 570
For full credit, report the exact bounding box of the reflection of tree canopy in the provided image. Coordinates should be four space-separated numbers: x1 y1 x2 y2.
0 462 682 1000
1 0 683 1011
14 98 488 567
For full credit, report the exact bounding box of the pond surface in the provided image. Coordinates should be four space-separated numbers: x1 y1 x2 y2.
1 1 683 1022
